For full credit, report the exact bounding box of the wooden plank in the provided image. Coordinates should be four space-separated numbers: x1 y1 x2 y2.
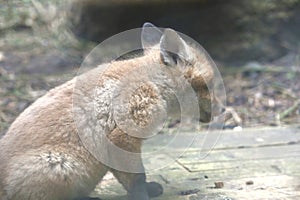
173 144 300 164
95 176 300 200
91 127 300 199
143 126 300 153
182 157 300 175
215 175 300 200
200 126 300 149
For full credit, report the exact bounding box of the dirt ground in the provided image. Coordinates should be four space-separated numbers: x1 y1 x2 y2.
220 55 300 128
0 47 299 137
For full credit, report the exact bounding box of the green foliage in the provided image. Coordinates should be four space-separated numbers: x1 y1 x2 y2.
205 0 300 62
0 0 83 51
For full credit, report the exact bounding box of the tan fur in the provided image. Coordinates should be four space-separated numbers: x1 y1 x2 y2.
0 24 217 200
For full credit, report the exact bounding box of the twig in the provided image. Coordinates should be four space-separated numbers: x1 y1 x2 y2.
279 99 300 120
225 107 243 125
31 0 57 24
270 83 298 99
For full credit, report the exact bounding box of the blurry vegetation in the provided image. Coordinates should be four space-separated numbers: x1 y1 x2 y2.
0 0 79 50
0 0 300 136
216 0 300 62
0 0 93 75
1 0 299 63
69 0 300 63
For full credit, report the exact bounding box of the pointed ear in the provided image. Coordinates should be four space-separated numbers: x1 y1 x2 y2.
160 28 191 66
141 22 163 49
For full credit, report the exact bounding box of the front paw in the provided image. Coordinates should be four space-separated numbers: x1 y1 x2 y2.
146 181 163 197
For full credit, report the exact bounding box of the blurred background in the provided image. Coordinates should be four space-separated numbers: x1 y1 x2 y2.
0 0 300 136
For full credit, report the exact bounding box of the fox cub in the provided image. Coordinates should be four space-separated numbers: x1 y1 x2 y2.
0 23 217 200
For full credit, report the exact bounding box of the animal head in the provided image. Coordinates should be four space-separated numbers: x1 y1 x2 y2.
141 23 221 123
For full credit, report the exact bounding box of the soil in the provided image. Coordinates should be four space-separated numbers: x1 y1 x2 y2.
220 56 300 128
1 47 299 137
